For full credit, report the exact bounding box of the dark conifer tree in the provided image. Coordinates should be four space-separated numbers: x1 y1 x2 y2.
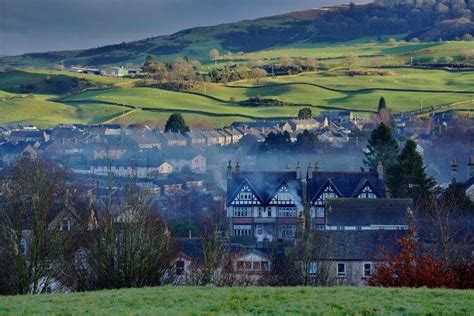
164 112 190 133
363 123 399 171
386 139 436 203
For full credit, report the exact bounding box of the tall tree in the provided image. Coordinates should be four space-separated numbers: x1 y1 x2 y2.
363 123 399 171
385 140 436 202
298 108 312 119
164 112 190 133
378 97 387 111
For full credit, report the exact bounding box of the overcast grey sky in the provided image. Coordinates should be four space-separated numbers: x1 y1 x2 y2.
0 0 347 56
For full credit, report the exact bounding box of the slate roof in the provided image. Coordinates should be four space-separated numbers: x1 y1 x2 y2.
325 198 413 226
320 230 405 260
307 171 386 202
226 171 303 205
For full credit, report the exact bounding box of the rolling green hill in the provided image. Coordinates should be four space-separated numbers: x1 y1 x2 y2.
0 286 472 315
2 1 474 68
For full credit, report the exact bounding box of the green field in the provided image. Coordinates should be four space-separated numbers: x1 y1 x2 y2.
0 286 472 315
1 39 474 128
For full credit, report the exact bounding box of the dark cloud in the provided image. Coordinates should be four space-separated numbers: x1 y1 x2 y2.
0 0 347 56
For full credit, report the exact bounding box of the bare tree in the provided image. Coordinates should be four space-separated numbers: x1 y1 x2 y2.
75 180 173 290
0 158 76 294
209 48 220 67
250 68 267 84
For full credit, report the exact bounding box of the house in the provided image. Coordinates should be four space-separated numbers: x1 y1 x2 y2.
159 132 187 147
289 119 319 131
321 110 354 124
325 198 412 230
226 163 304 243
451 156 474 202
104 124 122 136
92 144 128 160
184 131 207 147
164 151 207 174
134 133 162 149
306 162 386 228
171 238 204 285
101 66 129 77
223 128 244 144
201 130 226 146
232 248 272 284
309 230 405 286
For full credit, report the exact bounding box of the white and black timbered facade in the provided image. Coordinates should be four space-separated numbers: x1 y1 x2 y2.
226 167 303 243
307 168 386 229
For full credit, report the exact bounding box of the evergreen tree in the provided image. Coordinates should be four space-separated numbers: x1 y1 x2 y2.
378 97 386 111
363 123 399 171
295 130 318 150
386 140 436 203
298 108 312 119
164 112 190 133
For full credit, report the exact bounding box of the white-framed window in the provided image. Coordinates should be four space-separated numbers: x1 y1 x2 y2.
358 186 376 199
233 207 251 217
278 225 296 238
316 207 324 218
278 206 297 217
231 185 260 206
309 261 318 275
337 262 346 277
233 225 252 236
60 218 71 232
363 262 372 277
237 260 270 271
176 259 185 276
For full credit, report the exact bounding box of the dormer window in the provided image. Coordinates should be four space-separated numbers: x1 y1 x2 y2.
61 218 71 232
358 186 376 199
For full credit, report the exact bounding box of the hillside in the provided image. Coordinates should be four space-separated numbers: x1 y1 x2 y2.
0 286 472 314
2 0 474 67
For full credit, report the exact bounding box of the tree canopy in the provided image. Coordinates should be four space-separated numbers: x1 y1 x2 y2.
164 112 190 133
363 123 399 171
385 140 436 203
298 108 313 119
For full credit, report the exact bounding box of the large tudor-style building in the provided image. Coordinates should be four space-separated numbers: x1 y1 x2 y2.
226 161 393 242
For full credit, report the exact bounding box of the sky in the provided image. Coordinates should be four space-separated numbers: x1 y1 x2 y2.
0 0 347 56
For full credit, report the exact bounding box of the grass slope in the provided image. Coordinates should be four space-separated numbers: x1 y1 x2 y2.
0 286 472 315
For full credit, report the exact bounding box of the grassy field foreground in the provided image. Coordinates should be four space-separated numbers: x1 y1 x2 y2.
0 286 472 315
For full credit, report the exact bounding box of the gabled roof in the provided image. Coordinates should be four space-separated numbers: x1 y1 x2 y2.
171 238 204 263
326 198 413 226
226 171 302 205
308 171 386 202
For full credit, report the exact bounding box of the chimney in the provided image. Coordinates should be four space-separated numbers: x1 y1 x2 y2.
296 161 302 179
227 160 232 179
307 162 313 179
377 161 384 180
315 162 320 172
451 157 458 184
469 156 474 179
286 162 291 170
235 161 240 174
363 165 370 172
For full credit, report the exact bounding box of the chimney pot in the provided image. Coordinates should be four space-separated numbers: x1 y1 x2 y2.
296 161 302 179
315 162 320 172
451 157 458 183
377 161 384 180
307 162 313 179
235 161 240 173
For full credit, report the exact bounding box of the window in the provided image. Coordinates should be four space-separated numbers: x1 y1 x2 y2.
279 225 296 238
233 207 251 217
337 263 346 277
233 225 252 236
309 261 318 275
60 218 71 232
316 207 324 218
256 225 263 235
278 206 297 217
20 238 27 255
314 186 338 210
176 260 185 276
363 262 372 277
358 186 376 199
